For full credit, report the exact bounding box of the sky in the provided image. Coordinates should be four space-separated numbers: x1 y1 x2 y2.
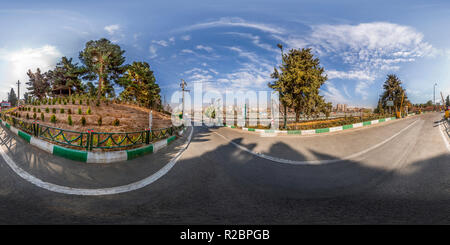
1 0 450 107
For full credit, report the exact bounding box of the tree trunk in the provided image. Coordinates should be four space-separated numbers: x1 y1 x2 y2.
98 56 104 101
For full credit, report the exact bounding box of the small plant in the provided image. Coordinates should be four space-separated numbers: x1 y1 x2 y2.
78 107 82 115
68 109 72 114
60 108 65 114
33 112 37 120
79 99 83 105
45 108 49 113
97 116 102 126
87 107 92 115
33 107 36 113
58 97 62 104
80 117 86 126
52 108 56 113
26 113 30 120
50 115 57 124
72 98 76 104
112 118 120 126
28 107 31 111
38 108 41 113
68 115 73 126
86 100 90 106
41 113 45 121
64 101 67 105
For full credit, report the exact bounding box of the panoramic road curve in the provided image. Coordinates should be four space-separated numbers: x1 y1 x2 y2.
0 112 449 224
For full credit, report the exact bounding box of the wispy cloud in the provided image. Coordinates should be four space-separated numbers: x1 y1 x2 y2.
178 17 285 34
196 45 213 52
104 24 120 35
152 40 169 47
149 45 158 58
181 35 191 41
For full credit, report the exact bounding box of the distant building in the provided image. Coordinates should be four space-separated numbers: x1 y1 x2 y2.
1 101 11 110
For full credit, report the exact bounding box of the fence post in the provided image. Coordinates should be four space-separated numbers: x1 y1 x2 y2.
86 130 91 151
35 121 39 137
145 129 150 144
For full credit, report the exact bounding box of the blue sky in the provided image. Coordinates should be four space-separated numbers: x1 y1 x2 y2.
1 0 450 107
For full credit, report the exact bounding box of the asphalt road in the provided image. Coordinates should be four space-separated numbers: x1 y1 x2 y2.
0 112 449 224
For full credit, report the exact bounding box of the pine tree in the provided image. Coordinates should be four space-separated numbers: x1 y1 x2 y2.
118 61 161 109
7 88 18 106
79 38 126 99
269 47 331 122
26 68 50 99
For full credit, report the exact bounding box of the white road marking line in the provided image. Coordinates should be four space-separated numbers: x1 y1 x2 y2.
0 127 193 196
439 122 450 152
213 120 420 165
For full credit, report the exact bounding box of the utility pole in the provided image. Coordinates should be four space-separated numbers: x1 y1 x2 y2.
16 80 20 106
180 79 190 124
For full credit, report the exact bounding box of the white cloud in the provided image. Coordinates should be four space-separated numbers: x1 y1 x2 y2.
224 32 278 53
104 24 120 35
179 17 285 34
181 35 191 41
149 45 158 58
321 82 349 105
181 49 195 54
326 70 375 81
280 22 434 100
196 45 213 52
152 40 169 47
0 45 61 98
228 46 259 64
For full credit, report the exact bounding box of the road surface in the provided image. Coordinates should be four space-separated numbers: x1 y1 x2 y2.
0 112 449 224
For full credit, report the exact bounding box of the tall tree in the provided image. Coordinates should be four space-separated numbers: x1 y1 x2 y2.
48 57 84 97
380 74 407 114
7 88 18 107
269 47 331 122
446 95 450 107
26 68 50 99
118 61 161 109
79 38 126 99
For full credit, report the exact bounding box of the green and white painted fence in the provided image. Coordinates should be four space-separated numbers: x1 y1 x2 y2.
0 118 185 163
225 115 417 135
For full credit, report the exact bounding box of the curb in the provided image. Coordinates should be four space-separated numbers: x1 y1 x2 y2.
0 119 184 163
225 114 419 135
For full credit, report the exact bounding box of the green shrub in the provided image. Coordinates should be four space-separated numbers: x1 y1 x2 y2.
81 117 86 126
52 108 56 113
68 115 73 126
79 99 83 105
38 108 41 113
97 116 102 126
28 107 31 111
86 100 90 106
33 107 36 112
72 98 76 104
33 112 37 120
41 113 45 121
78 107 82 115
64 101 67 105
45 108 49 113
58 97 62 104
26 113 30 120
60 108 65 114
68 109 72 114
50 115 57 124
87 107 92 115
112 118 120 126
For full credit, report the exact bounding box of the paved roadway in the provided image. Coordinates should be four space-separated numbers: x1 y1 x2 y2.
0 112 449 224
